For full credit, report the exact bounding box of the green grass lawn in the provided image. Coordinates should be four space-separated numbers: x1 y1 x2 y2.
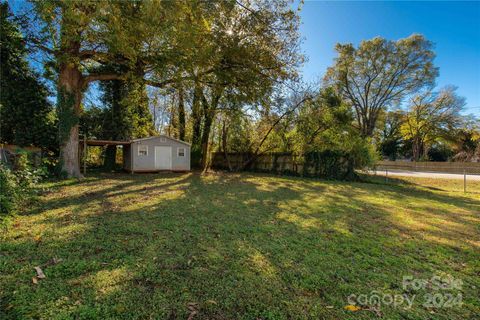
1 172 479 319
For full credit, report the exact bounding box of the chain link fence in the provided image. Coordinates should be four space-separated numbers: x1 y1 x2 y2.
373 161 480 193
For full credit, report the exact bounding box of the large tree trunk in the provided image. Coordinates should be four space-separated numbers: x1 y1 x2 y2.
191 83 202 147
361 114 377 137
200 90 222 170
169 102 177 138
356 106 378 137
57 63 83 178
412 136 422 162
103 145 117 170
200 108 215 170
190 83 203 168
221 120 232 171
178 86 186 141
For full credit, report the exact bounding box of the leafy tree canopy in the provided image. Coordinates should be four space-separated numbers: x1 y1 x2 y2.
325 34 438 137
0 2 56 151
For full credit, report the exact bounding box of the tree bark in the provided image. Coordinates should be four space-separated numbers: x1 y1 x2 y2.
221 120 233 171
200 106 215 170
200 90 222 170
190 83 203 168
191 83 203 148
103 145 117 170
412 136 422 162
57 62 83 178
178 86 186 141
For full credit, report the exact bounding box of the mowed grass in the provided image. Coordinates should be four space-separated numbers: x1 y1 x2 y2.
1 172 479 319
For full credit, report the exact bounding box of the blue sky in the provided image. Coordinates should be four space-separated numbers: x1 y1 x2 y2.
298 1 480 115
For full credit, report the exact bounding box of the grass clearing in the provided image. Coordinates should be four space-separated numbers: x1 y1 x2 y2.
1 172 479 319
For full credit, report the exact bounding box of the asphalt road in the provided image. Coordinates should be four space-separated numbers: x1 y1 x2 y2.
371 170 480 181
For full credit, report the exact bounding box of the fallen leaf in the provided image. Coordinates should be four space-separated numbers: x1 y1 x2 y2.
34 266 46 279
344 305 361 311
45 257 63 266
32 277 38 284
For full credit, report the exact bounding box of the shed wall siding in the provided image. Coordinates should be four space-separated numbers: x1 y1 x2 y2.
131 137 190 171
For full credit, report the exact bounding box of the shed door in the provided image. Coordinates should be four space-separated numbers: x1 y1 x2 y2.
155 146 172 170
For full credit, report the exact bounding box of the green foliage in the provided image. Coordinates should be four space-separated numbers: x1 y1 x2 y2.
378 110 405 160
295 87 353 151
451 117 480 161
0 3 57 151
302 137 377 180
401 86 465 161
428 143 454 161
14 153 45 188
94 63 155 142
293 87 377 178
120 79 156 139
325 34 438 136
0 154 44 226
81 72 156 169
57 88 78 145
0 165 18 225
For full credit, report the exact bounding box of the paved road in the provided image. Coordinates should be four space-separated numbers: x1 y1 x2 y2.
370 170 480 181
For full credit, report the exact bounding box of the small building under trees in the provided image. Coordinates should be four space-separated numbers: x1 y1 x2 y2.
82 135 190 173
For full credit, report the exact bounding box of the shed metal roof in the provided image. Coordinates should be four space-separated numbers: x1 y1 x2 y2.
131 135 191 146
81 135 191 147
81 140 131 146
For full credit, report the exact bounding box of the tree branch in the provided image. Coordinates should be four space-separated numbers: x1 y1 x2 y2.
82 73 124 86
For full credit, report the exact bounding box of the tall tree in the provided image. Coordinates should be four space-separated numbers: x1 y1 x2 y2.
325 34 438 137
0 3 56 150
401 86 465 161
27 1 188 177
99 71 156 169
186 0 303 168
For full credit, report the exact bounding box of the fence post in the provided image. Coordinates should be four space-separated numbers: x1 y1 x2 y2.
464 170 466 193
385 168 388 182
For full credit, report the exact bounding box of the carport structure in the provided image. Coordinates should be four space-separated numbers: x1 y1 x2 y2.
79 139 131 175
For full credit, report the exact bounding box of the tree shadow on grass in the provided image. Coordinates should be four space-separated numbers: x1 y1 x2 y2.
2 172 479 319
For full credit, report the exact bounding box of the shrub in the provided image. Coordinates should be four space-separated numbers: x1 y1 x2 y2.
303 140 377 180
0 165 19 225
0 154 45 226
